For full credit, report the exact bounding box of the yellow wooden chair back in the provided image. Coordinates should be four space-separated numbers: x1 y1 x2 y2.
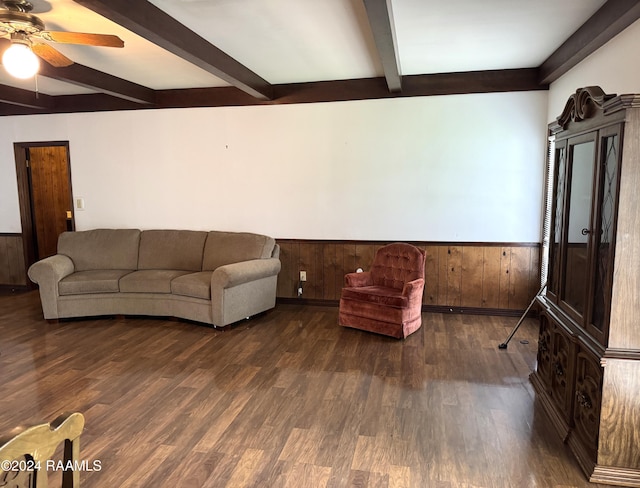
0 412 85 488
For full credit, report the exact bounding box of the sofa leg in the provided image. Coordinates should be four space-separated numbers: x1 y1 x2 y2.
115 315 126 321
47 319 59 325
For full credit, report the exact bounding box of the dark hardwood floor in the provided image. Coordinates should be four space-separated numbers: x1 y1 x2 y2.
0 291 607 487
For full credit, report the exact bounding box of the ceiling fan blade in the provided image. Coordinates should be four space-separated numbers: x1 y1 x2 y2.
40 31 124 48
32 43 74 67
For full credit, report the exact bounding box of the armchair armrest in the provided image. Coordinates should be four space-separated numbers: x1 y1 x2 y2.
211 258 281 289
344 271 373 288
402 278 425 305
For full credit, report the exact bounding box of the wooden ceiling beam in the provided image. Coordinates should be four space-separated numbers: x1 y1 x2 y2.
74 0 274 101
0 37 155 105
0 68 544 115
0 84 54 109
363 0 402 93
38 63 156 104
539 0 640 85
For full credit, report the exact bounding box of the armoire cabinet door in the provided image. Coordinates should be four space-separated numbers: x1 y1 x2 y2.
572 345 603 461
561 134 597 322
547 141 567 303
536 313 553 387
549 320 575 422
586 125 622 345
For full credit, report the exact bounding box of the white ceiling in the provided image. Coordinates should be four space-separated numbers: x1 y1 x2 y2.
0 0 609 97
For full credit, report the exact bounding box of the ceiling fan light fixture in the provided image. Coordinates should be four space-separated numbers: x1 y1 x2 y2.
3 41 40 79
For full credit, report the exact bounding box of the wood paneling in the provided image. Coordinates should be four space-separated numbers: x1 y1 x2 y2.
277 240 540 312
423 246 439 306
446 246 462 307
436 246 449 306
499 247 512 310
482 247 502 308
354 244 376 273
277 241 296 298
322 244 339 301
509 246 534 310
461 247 484 308
2 234 539 309
0 234 27 286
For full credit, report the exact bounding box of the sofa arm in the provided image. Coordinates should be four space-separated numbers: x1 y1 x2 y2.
211 258 282 289
28 254 75 286
344 271 373 288
27 254 75 320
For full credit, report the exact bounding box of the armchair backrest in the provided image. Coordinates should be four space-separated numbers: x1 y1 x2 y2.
370 243 425 290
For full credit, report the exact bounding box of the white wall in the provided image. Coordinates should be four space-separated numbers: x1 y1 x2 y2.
548 18 640 122
0 90 548 242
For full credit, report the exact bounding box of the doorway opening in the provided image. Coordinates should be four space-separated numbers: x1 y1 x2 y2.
14 141 74 284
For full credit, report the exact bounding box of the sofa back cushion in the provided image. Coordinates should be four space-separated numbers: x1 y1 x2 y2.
138 230 207 271
202 231 276 271
58 229 141 271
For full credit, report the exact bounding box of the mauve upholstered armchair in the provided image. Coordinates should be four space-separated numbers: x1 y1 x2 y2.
338 243 426 339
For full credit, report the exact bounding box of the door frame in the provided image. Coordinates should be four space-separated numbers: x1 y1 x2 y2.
14 141 74 285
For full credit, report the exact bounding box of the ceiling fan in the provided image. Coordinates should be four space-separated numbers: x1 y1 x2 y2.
0 0 124 78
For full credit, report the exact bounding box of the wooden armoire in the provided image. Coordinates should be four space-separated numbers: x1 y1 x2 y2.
530 86 640 486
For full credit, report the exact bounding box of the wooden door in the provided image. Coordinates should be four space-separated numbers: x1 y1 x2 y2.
28 146 73 259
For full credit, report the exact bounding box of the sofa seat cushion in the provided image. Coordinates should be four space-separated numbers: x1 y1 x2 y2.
171 271 212 300
340 286 408 308
119 270 190 294
59 269 134 295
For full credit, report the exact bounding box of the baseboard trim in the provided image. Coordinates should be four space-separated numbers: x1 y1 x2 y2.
276 297 534 317
277 297 339 307
591 465 640 487
422 305 532 317
0 284 30 294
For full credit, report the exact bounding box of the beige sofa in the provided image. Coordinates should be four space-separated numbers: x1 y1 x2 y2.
28 229 281 327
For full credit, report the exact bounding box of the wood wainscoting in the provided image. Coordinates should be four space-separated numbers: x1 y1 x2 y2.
276 240 540 314
0 233 27 287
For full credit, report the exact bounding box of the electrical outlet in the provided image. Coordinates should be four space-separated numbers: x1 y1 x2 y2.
299 271 307 282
